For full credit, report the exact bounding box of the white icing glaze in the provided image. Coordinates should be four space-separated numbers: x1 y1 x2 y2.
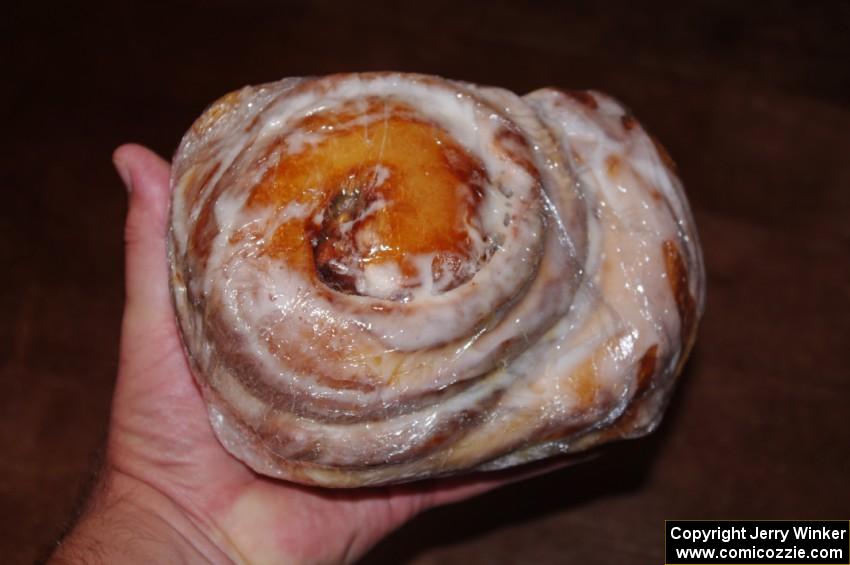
168 73 705 487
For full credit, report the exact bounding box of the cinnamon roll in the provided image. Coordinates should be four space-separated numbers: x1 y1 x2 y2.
169 73 705 487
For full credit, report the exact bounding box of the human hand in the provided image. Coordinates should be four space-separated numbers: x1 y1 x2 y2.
50 144 567 564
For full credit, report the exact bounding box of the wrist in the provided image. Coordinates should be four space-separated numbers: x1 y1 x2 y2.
51 468 232 564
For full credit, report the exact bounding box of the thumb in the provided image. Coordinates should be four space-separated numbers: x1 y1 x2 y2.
113 144 174 338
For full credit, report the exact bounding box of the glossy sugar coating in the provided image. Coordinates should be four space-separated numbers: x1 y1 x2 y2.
169 73 705 487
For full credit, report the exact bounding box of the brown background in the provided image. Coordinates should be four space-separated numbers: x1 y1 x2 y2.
2 1 849 563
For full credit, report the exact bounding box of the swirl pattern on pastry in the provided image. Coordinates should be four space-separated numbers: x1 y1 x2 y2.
169 73 705 487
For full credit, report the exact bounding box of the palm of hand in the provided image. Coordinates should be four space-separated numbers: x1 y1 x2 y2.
107 144 545 564
112 297 424 563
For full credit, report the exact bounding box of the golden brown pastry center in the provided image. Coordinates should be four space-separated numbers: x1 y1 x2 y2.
248 102 487 296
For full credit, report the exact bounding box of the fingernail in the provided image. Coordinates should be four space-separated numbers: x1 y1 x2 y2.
113 157 133 192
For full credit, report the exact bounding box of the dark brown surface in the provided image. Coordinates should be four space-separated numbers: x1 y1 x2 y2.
2 1 849 563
